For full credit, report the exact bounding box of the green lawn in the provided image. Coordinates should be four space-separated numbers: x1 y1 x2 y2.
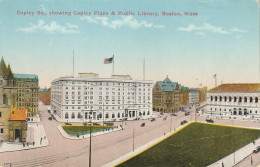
118 122 260 167
62 125 115 135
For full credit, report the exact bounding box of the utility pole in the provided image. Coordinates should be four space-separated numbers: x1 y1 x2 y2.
170 115 172 132
133 128 135 152
89 106 92 167
103 98 104 131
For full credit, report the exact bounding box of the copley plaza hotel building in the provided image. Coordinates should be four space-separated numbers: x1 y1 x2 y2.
51 73 153 122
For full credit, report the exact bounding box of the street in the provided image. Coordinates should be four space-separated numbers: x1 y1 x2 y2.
0 102 259 167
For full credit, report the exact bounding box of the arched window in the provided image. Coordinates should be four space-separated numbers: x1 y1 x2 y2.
255 97 258 103
234 97 237 102
106 113 109 118
239 97 242 103
250 97 253 103
244 109 247 115
65 113 68 119
143 111 146 116
244 97 247 103
112 113 115 118
117 113 120 118
229 96 232 102
71 113 75 119
211 96 213 101
122 113 124 118
139 112 142 116
224 96 227 102
220 96 222 102
85 112 88 119
77 113 81 118
147 111 150 115
99 113 102 119
215 96 217 102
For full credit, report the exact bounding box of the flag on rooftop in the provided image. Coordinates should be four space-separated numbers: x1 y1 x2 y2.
104 56 114 64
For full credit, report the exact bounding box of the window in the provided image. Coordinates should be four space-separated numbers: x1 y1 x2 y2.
255 97 258 103
215 96 217 102
65 113 68 119
0 112 1 117
234 97 237 102
244 97 247 103
229 96 231 102
250 97 253 103
3 94 7 104
0 128 3 133
239 97 242 103
71 113 75 119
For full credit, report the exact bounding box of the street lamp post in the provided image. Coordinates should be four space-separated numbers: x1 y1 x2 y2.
170 114 172 132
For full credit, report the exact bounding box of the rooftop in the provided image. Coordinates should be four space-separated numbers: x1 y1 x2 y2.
10 109 27 121
209 83 260 92
14 74 38 79
157 77 178 92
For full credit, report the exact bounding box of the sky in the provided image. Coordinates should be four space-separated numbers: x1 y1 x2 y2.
0 0 259 89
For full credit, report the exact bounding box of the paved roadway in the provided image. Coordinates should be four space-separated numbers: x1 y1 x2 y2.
0 103 259 167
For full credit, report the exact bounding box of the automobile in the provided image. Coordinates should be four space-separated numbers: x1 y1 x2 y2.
105 122 114 126
171 113 177 116
185 112 190 116
206 119 214 123
141 123 145 127
180 120 187 125
93 123 100 125
151 118 156 122
65 122 72 125
253 146 260 153
48 117 52 120
163 117 167 121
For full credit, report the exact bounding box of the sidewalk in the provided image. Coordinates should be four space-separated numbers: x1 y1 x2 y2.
0 124 49 153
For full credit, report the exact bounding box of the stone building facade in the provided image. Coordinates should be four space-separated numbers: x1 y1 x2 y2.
205 83 260 121
153 77 187 112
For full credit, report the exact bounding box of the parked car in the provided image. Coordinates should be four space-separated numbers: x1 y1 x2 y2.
151 118 156 122
65 122 72 125
171 113 177 116
206 119 214 123
185 112 190 116
253 146 260 153
93 123 100 125
48 117 52 120
180 120 187 125
141 123 145 127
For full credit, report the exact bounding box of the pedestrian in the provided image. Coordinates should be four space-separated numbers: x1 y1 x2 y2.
23 142 25 147
41 137 42 142
37 124 38 127
33 142 35 146
27 143 29 147
251 156 253 165
222 161 224 167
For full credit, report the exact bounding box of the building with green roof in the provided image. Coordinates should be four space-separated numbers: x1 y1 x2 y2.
153 76 189 112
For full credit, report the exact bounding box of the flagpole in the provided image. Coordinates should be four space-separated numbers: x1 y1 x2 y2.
143 58 145 80
73 50 74 77
113 54 114 75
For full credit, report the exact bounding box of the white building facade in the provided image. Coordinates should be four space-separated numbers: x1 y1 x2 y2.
189 88 199 105
51 75 153 122
204 84 260 121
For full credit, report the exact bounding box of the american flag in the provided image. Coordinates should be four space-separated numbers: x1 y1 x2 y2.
104 57 113 64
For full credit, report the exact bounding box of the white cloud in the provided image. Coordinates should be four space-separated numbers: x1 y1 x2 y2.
81 16 165 29
230 27 247 33
16 20 79 34
178 23 229 34
66 23 79 29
